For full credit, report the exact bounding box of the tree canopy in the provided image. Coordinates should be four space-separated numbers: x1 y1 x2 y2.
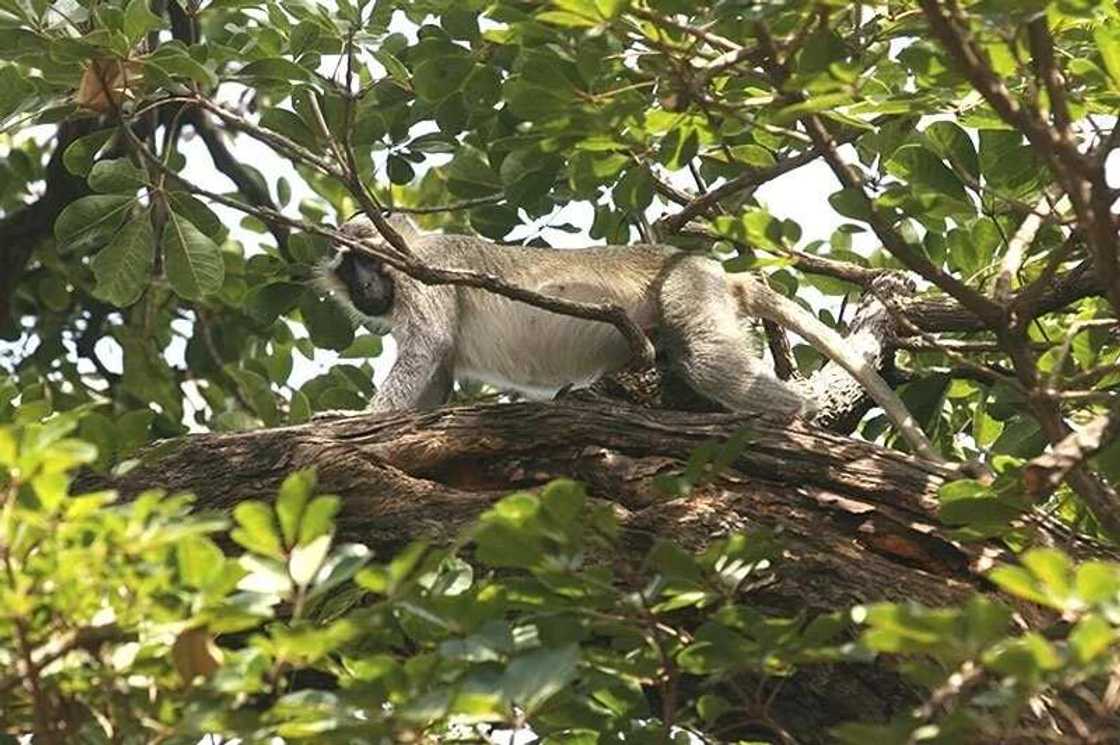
4 0 1120 742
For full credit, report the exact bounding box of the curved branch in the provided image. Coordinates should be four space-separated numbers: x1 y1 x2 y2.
124 130 657 368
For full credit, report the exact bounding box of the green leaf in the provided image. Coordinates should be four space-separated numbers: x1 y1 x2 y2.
166 191 224 238
504 78 577 121
1021 548 1072 598
828 188 872 221
260 108 319 149
62 129 114 176
885 144 970 206
978 130 1041 195
277 176 291 207
299 292 355 351
88 158 147 193
162 211 225 300
923 121 979 182
501 644 580 715
413 57 474 101
91 217 155 307
177 535 226 589
989 565 1048 605
991 417 1046 457
1095 25 1120 89
54 194 135 245
245 282 303 326
339 334 383 359
729 144 776 168
387 154 415 184
774 92 855 124
231 501 285 558
373 49 409 84
225 366 278 426
540 479 585 530
658 127 700 170
537 11 601 28
239 57 311 82
146 46 217 87
276 468 317 547
1075 561 1120 604
289 20 320 56
37 276 69 312
299 495 340 544
1070 614 1115 664
124 0 164 42
290 390 312 424
0 65 32 118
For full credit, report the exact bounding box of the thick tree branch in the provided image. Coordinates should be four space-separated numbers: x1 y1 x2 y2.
905 260 1099 333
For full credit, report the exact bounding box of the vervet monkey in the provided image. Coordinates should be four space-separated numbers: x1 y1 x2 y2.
317 214 941 463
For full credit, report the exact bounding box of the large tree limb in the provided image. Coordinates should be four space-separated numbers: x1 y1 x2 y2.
75 403 1003 598
73 399 1119 740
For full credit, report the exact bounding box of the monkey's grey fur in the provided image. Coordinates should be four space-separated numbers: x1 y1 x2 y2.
316 214 941 462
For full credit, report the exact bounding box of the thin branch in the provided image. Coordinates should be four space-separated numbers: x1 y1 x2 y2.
679 225 883 286
762 320 799 381
918 0 1120 317
746 22 1005 328
1024 400 1120 500
993 193 1067 304
1027 17 1072 135
185 107 290 256
125 131 656 368
896 338 1048 353
658 132 866 235
391 195 506 215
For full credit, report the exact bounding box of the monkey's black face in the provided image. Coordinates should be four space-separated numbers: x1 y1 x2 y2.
336 252 394 318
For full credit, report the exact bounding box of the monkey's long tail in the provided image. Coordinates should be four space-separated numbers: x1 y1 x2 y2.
733 277 946 465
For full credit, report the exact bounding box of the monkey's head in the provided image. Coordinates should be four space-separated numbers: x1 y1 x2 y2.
316 213 418 326
332 250 395 318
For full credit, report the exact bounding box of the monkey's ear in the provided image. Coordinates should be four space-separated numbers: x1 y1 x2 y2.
385 213 420 243
339 212 420 245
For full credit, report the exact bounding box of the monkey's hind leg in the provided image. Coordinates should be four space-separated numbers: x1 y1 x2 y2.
658 259 812 419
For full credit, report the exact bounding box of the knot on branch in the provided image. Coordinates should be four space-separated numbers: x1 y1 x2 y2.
858 270 919 344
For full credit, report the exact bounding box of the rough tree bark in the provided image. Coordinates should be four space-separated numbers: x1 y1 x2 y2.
74 284 1114 742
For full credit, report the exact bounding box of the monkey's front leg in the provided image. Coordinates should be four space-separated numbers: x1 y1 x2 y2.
369 335 455 413
311 336 453 421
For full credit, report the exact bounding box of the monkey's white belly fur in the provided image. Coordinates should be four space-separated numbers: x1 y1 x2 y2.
453 285 639 398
